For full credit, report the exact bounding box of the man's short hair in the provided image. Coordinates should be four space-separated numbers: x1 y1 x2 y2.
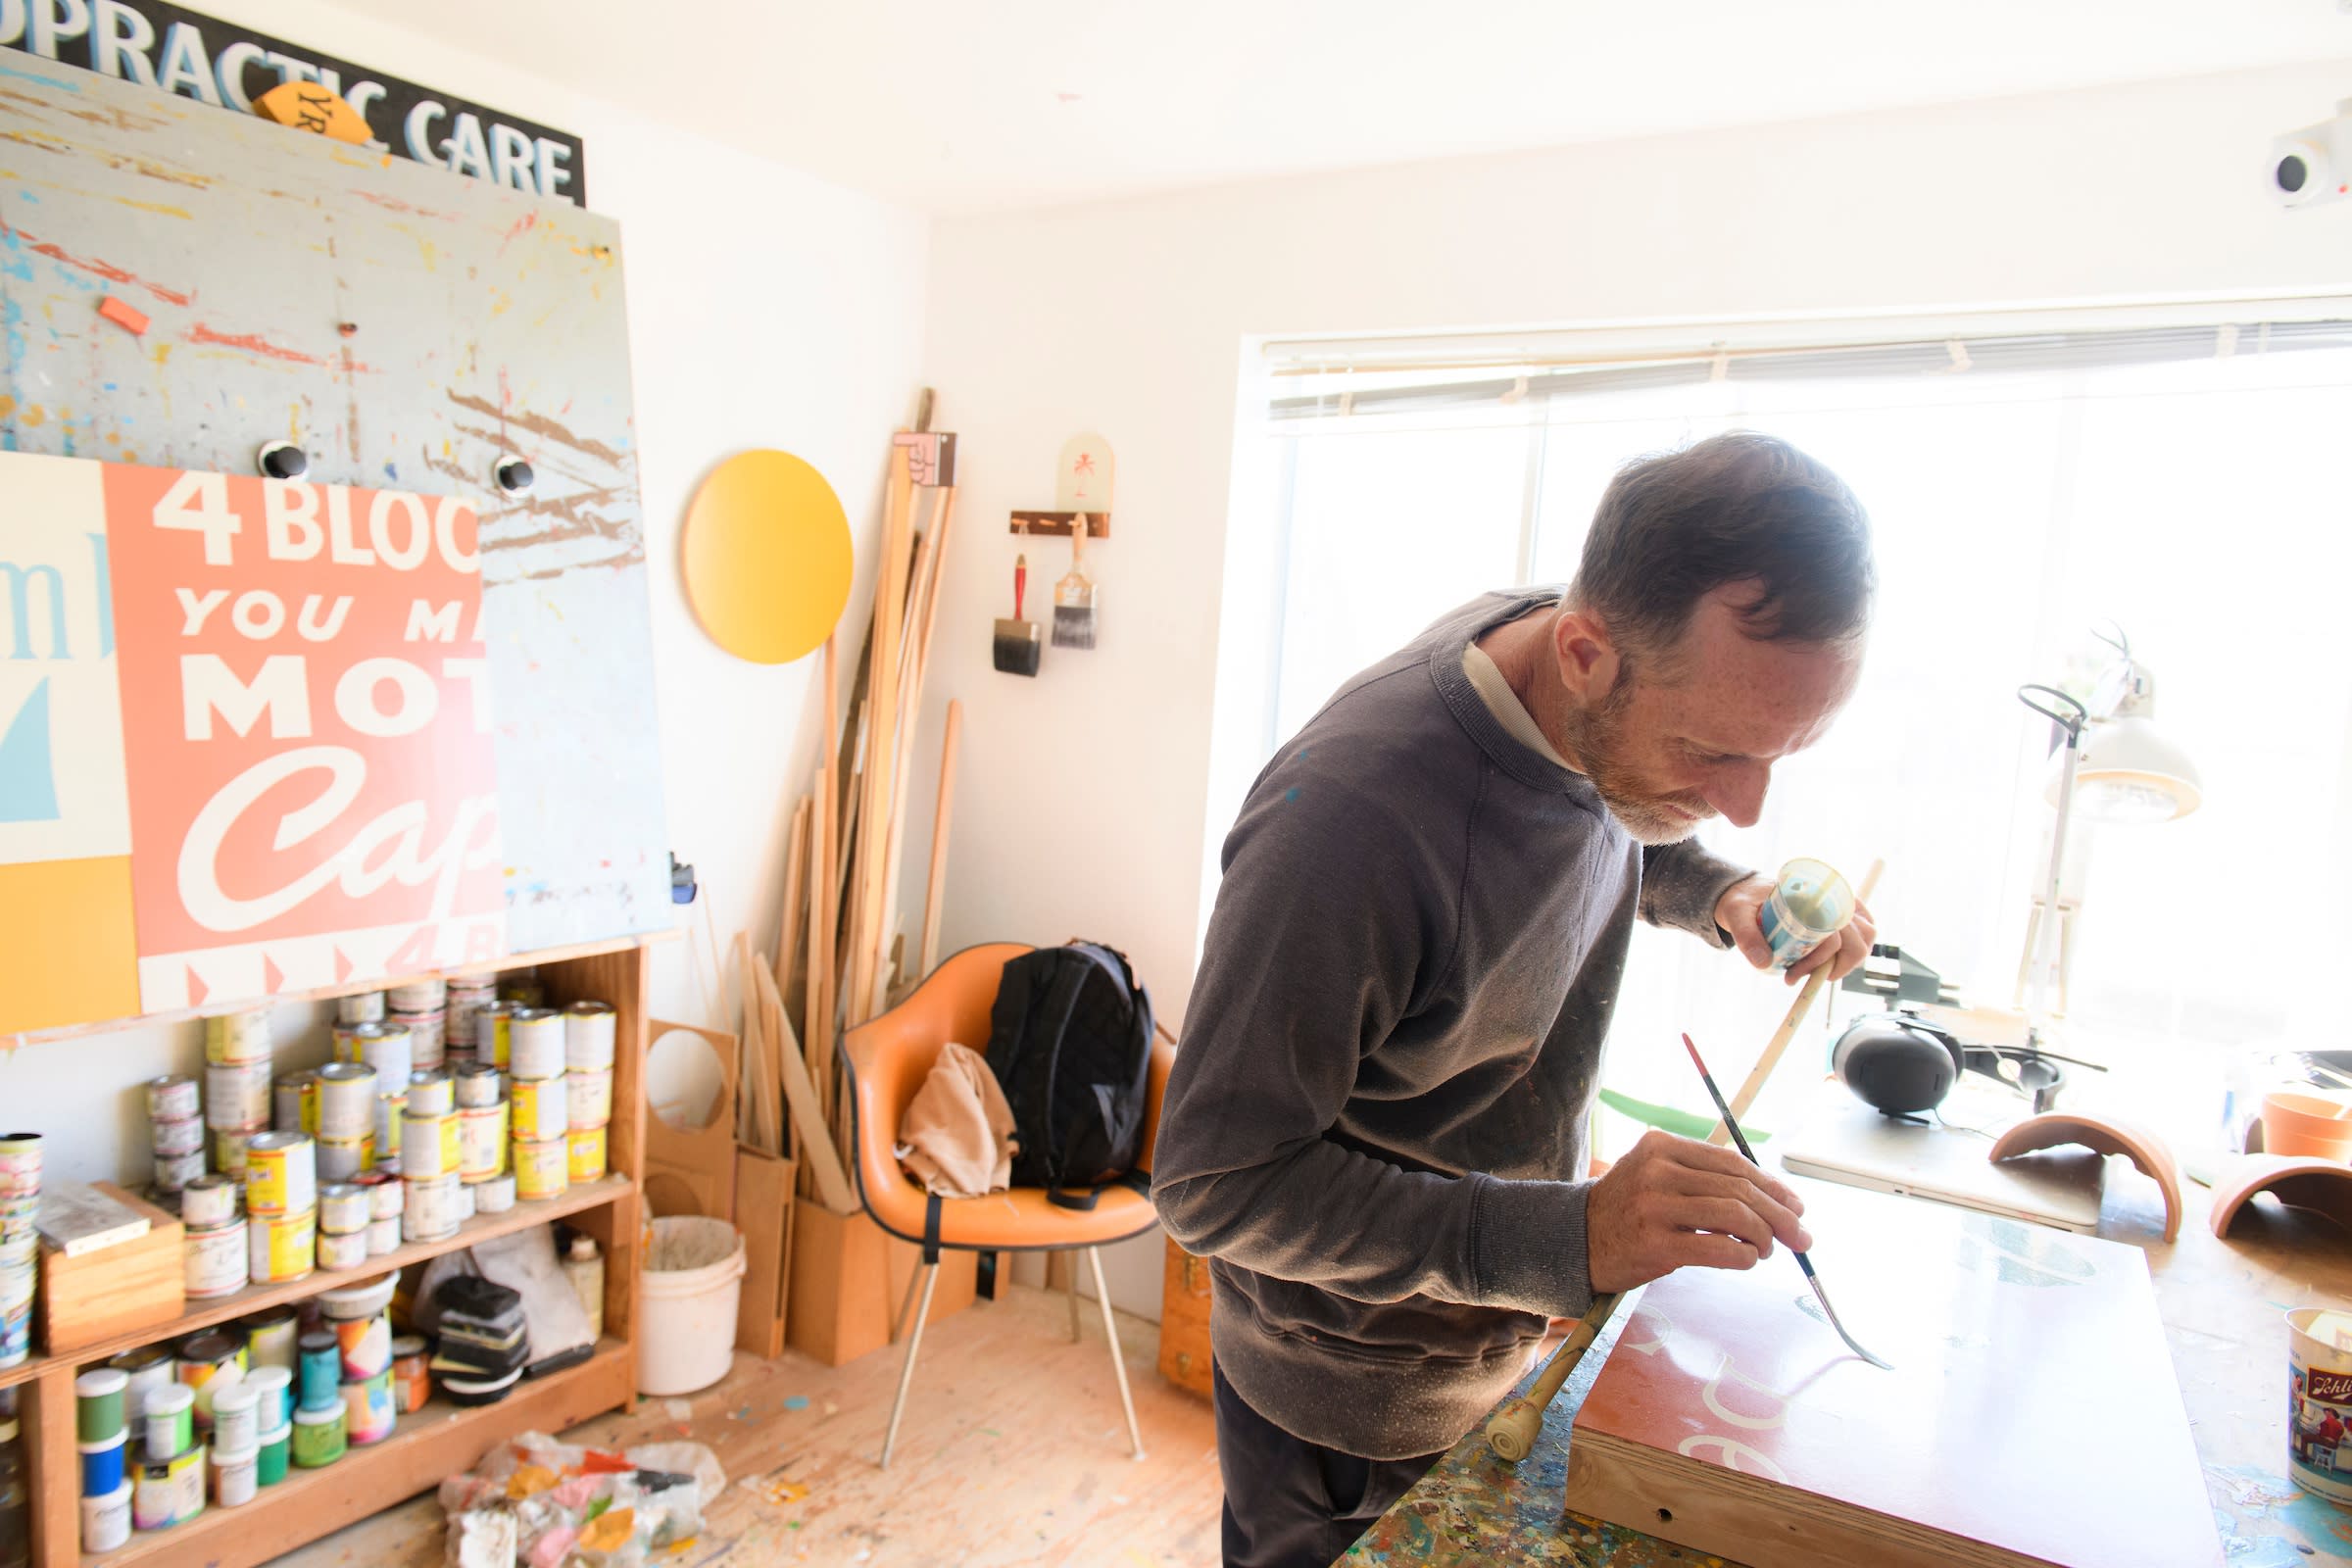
1567 431 1875 660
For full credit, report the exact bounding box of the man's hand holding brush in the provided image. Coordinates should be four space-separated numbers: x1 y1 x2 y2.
1585 1129 1814 1294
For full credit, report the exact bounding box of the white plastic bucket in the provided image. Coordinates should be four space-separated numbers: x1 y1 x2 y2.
636 1216 747 1396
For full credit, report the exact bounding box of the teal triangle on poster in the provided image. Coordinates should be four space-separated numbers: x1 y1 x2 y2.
0 677 60 822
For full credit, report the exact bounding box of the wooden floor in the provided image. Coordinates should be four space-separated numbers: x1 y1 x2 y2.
272 1284 1221 1568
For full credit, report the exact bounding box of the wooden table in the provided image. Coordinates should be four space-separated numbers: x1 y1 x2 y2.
1345 1157 2352 1566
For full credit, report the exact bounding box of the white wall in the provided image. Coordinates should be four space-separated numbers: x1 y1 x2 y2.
908 57 2352 1317
1 3 930 1192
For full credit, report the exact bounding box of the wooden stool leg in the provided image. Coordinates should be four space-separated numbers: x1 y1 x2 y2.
1086 1246 1145 1460
1067 1257 1083 1343
879 1261 941 1469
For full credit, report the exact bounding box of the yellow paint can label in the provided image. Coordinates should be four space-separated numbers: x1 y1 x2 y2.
513 1138 568 1200
566 1125 608 1182
248 1208 316 1284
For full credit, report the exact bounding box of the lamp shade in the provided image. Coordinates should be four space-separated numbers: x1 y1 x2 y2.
2044 714 2202 822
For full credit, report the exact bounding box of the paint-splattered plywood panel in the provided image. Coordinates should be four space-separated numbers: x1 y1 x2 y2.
1566 1178 2222 1568
0 56 666 960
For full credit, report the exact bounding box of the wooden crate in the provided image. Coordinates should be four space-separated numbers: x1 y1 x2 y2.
785 1198 975 1367
37 1181 181 1354
1158 1235 1213 1397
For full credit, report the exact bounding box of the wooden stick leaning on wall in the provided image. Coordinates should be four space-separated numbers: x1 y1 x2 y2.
846 442 916 1032
874 483 957 1010
736 931 782 1156
773 798 811 1016
757 954 858 1213
919 700 964 978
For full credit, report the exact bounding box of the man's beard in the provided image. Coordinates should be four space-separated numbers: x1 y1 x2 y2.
1559 681 1715 847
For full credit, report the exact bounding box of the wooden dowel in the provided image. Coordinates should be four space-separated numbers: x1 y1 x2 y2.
1486 1290 1622 1461
1711 858 1886 1144
773 797 810 1008
919 701 963 979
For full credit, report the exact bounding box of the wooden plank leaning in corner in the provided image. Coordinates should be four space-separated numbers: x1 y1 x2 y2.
847 439 915 1034
875 482 958 1012
919 700 965 978
773 797 811 1016
758 956 858 1213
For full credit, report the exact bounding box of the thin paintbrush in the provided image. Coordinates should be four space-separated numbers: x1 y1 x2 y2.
1683 1032 1893 1371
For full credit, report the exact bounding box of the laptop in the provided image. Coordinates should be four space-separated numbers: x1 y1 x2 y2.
1776 1088 2106 1234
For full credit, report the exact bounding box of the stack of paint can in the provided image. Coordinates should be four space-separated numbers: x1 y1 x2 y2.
145 1073 204 1196
355 1169 405 1255
74 1368 133 1550
403 1058 464 1244
331 1304 397 1447
454 1061 514 1215
203 1009 273 1182
508 1006 570 1201
330 1019 404 1173
0 1133 38 1368
564 1001 616 1184
388 977 449 1072
314 1055 379 1182
445 972 499 1066
178 1174 246 1299
129 1377 196 1534
244 1353 292 1490
316 1181 370 1272
293 1328 347 1469
500 969 545 1008
243 1132 316 1285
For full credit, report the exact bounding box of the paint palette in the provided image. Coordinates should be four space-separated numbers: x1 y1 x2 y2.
1566 1178 2222 1568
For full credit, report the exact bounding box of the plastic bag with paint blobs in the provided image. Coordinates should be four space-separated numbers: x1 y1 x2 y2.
439 1429 721 1567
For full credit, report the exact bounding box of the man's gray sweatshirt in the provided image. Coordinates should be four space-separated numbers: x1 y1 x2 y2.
1152 590 1750 1459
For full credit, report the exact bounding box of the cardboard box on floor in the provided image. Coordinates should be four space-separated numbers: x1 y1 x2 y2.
786 1196 976 1366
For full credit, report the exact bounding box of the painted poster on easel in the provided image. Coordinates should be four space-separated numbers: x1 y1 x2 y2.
92 456 508 1009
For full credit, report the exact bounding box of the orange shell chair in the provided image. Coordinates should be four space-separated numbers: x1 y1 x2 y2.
841 942 1174 1467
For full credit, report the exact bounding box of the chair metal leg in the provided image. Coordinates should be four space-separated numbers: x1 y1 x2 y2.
879 1262 941 1469
1086 1246 1146 1460
1067 1257 1083 1343
893 1256 926 1344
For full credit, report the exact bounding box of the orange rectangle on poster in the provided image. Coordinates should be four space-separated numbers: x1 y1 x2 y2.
0 855 139 1034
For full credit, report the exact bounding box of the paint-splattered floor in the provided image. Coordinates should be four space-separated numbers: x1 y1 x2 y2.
272 1284 1221 1568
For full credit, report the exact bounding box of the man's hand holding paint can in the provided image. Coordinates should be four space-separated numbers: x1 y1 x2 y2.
1715 858 1877 987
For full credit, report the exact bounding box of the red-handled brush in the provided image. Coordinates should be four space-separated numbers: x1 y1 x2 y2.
993 553 1043 675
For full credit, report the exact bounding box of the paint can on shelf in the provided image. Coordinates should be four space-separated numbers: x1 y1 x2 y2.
370 1093 404 1164
479 1001 515 1069
243 1365 292 1434
395 1008 446 1071
458 1102 509 1183
272 1069 317 1135
182 1218 248 1298
243 1132 316 1216
335 1313 391 1380
292 1400 345 1468
178 1174 239 1228
454 1060 504 1109
513 1138 568 1200
173 1329 246 1416
402 1174 462 1243
390 1336 430 1413
499 972 544 1007
79 1479 131 1551
405 1068 455 1119
149 1113 205 1160
336 991 385 1026
567 1067 612 1130
211 1442 257 1507
140 1386 193 1464
566 1125 609 1183
202 1008 271 1064
356 1170 402 1219
131 1453 185 1531
342 1370 396 1446
368 1214 402 1255
247 1207 316 1284
315 1063 377 1138
401 1111 459 1180
364 1018 418 1083
257 1423 290 1487
111 1347 173 1412
296 1332 339 1409
316 1228 369 1272
508 1007 564 1080
389 978 446 1013
145 1074 201 1123
315 1133 372 1184
74 1367 129 1444
318 1182 368 1237
153 1149 208 1193
211 1126 261 1179
454 1181 477 1221
563 1000 616 1069
448 975 497 1048
510 1074 567 1144
209 1382 261 1455
473 1171 515 1214
245 1308 298 1377
204 1060 273 1131
77 1430 127 1496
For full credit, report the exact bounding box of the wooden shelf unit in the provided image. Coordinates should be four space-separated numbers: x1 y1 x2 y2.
20 939 658 1568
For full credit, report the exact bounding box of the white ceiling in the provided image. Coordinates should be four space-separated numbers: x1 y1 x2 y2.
340 1 2351 214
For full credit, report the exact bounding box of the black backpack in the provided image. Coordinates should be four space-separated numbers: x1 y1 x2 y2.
987 942 1153 1210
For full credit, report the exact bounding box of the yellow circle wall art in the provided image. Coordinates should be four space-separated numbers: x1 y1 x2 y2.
681 450 853 664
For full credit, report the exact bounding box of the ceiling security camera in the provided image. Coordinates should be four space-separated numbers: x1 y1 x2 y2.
2272 99 2352 208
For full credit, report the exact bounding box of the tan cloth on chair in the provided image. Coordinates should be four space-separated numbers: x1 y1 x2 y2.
895 1041 1018 1199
